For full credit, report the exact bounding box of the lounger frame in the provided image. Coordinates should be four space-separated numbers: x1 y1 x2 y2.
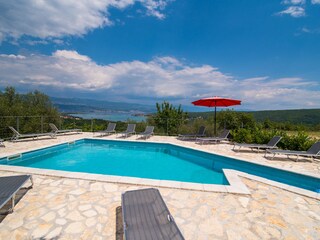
95 123 116 137
9 126 55 141
178 126 206 140
49 123 82 135
265 141 320 162
233 136 282 152
196 129 230 145
137 126 154 140
118 124 136 138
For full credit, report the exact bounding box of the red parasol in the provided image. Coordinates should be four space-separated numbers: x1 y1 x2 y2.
192 96 241 135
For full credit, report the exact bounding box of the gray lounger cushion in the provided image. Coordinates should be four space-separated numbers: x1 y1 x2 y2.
9 126 55 141
96 123 116 136
122 188 184 240
233 136 282 151
196 129 230 144
138 126 154 139
49 123 82 134
119 124 136 138
178 126 206 140
266 141 320 160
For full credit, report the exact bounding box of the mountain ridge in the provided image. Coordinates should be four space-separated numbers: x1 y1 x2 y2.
50 96 155 113
51 97 320 125
189 109 320 125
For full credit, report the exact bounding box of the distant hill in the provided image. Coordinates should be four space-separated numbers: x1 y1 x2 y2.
188 109 320 125
51 97 155 113
250 109 320 125
50 97 320 125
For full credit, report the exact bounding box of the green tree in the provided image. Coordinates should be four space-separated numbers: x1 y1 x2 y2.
217 109 255 130
153 101 187 135
0 86 60 137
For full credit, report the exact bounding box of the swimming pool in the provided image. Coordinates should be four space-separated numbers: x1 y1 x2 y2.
1 139 319 193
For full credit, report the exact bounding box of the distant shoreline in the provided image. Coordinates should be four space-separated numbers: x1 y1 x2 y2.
67 112 147 122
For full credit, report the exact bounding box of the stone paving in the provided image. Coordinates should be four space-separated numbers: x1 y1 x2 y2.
0 172 319 240
0 133 319 239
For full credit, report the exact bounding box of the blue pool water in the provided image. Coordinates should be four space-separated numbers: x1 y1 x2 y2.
0 139 319 192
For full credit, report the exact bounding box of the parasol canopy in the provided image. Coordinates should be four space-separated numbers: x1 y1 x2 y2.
192 96 241 136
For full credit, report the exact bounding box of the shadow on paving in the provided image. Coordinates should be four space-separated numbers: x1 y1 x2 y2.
0 187 31 223
116 206 124 240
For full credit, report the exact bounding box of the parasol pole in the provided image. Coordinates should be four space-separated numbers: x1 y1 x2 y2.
214 105 217 136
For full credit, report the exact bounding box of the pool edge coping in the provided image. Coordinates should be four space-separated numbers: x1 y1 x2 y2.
0 165 319 200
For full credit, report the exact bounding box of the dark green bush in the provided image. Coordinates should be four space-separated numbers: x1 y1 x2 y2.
231 128 253 143
231 128 316 151
279 132 315 151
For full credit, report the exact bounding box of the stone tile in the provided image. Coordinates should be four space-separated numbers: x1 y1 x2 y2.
238 196 250 208
103 183 119 192
10 228 29 240
46 227 63 239
79 204 92 211
56 218 67 225
41 211 56 222
83 209 97 217
66 210 85 221
31 223 52 238
90 182 104 191
69 188 86 195
65 222 85 234
6 216 24 229
85 217 97 227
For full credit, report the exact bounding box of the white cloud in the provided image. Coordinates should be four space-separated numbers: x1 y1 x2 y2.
0 0 172 43
277 0 320 18
141 0 170 19
0 50 319 110
53 50 91 61
277 6 306 17
311 0 320 4
300 27 320 34
0 54 25 59
282 0 306 4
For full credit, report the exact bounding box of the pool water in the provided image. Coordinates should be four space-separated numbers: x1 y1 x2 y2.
1 140 228 185
1 139 319 192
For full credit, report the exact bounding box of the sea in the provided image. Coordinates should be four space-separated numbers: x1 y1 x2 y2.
70 112 147 122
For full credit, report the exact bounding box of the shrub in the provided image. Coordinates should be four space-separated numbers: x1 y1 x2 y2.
231 128 316 151
279 132 315 151
231 128 253 143
153 101 187 135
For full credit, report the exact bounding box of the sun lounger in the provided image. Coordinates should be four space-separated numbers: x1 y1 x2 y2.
233 136 282 152
95 123 116 137
265 141 320 161
196 129 230 145
122 188 185 240
178 126 206 140
137 126 154 139
9 126 55 141
0 175 33 214
49 123 82 135
118 124 136 138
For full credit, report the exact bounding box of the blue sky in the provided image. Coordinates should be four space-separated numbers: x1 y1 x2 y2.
0 0 320 110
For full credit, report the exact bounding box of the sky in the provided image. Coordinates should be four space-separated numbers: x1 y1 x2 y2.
0 0 320 111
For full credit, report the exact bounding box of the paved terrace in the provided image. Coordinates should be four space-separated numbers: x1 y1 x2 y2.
0 133 319 239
